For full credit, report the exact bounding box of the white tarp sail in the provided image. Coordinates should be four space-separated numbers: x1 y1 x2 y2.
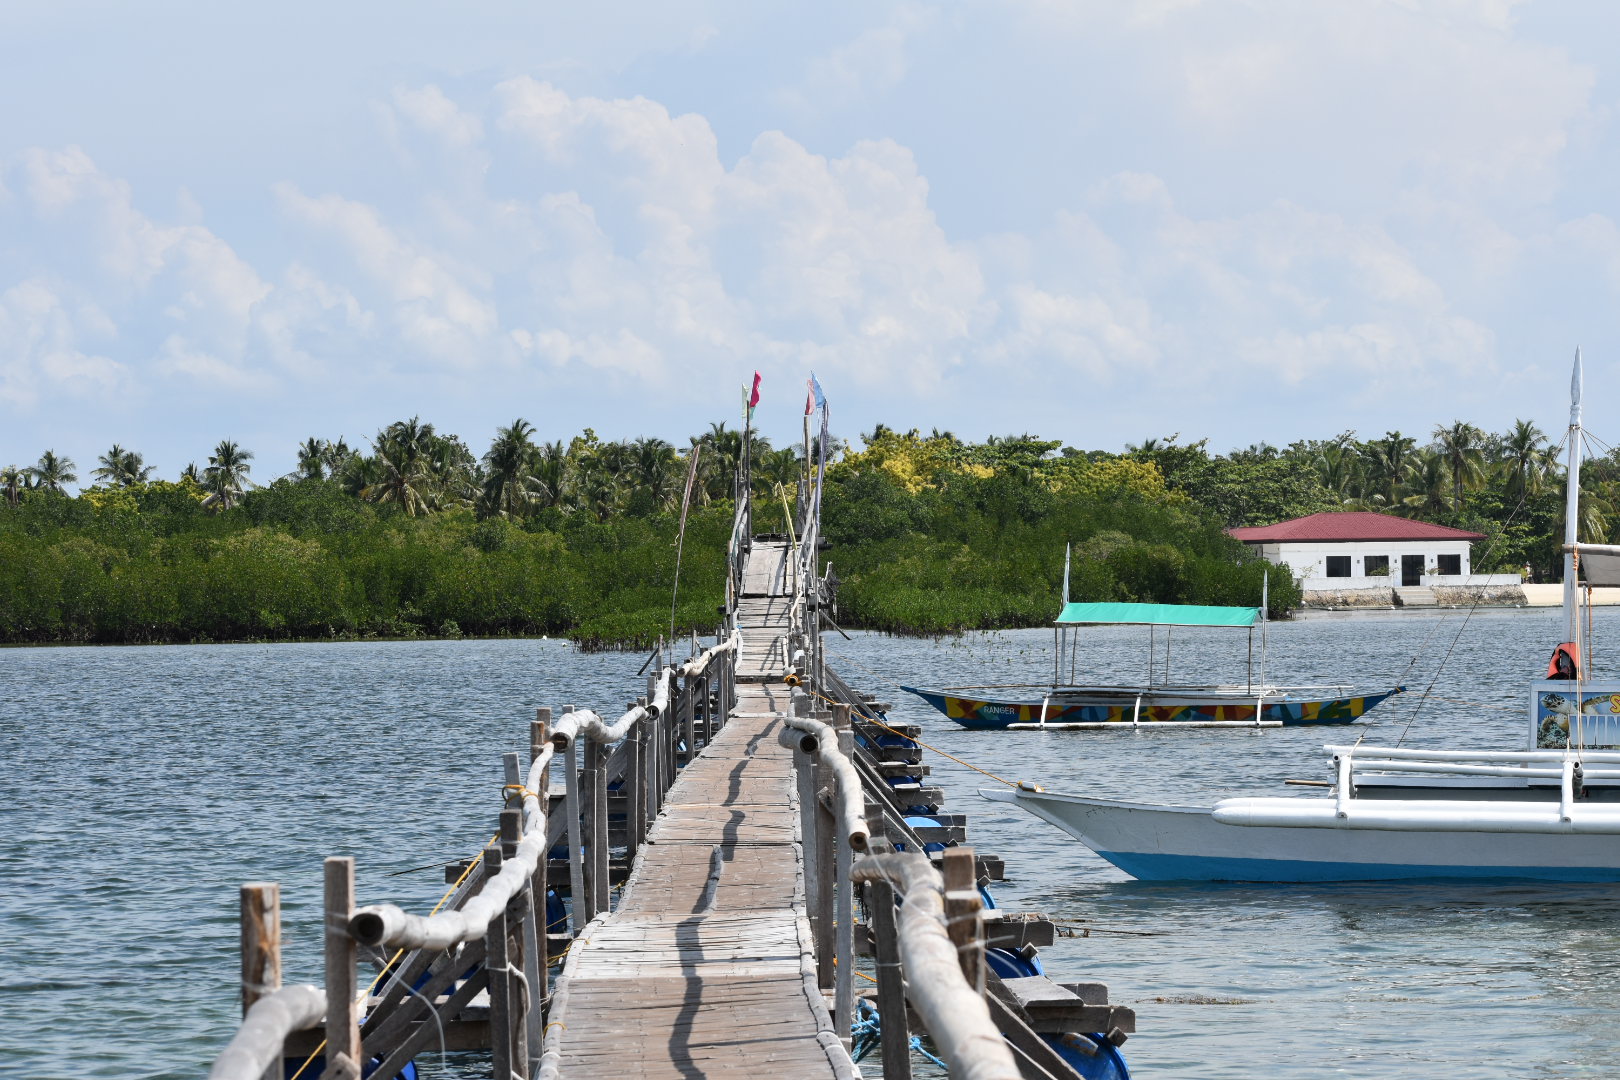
1571 544 1620 586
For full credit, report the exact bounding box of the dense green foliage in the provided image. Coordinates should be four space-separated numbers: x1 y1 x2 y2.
2 412 1597 645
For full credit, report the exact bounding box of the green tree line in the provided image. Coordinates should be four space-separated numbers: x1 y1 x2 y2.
3 412 1591 645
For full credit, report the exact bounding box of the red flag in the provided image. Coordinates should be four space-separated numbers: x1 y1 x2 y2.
805 377 814 416
749 371 762 410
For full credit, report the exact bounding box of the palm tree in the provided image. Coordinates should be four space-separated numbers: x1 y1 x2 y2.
1498 419 1548 503
180 462 202 484
629 437 677 510
93 445 155 487
28 450 77 494
295 438 328 481
322 438 356 477
524 440 568 510
92 444 128 486
1314 444 1361 500
364 418 437 516
1433 420 1488 508
202 441 254 510
481 419 538 519
1361 432 1416 505
1 465 25 507
1400 450 1454 516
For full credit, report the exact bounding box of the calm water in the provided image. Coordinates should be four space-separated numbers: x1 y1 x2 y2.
4 608 1618 1078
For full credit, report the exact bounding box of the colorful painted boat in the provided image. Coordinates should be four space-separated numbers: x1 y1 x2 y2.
903 599 1400 731
902 684 1401 730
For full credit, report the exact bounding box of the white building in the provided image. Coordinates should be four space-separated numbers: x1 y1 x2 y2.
1228 512 1518 591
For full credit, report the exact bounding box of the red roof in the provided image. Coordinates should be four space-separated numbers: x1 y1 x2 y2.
1228 512 1485 543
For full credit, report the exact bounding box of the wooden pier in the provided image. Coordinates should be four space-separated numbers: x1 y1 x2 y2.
209 514 1136 1080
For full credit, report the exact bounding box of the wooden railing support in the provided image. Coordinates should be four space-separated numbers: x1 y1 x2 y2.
832 702 856 1045
863 878 911 1080
321 857 359 1080
563 706 586 932
941 846 986 997
239 883 282 1080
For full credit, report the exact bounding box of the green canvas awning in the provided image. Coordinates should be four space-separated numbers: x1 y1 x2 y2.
1055 602 1260 628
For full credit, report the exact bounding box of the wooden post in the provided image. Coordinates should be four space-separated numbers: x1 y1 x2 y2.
865 879 911 1080
483 843 514 1080
581 736 601 923
563 706 586 934
321 857 360 1080
240 882 282 1080
795 740 826 982
832 702 855 1045
496 785 532 1077
589 736 610 917
814 764 836 987
529 709 551 1037
941 846 985 996
682 675 697 764
627 701 645 860
240 882 280 1015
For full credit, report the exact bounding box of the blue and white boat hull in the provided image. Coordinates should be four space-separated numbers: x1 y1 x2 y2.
980 785 1620 883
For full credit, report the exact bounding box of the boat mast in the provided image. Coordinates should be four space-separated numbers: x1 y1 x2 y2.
1564 348 1584 644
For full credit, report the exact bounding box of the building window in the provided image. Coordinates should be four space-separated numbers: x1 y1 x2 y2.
1325 555 1352 578
1364 555 1389 577
1437 554 1461 576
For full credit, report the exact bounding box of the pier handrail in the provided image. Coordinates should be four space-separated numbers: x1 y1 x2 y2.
208 985 327 1080
851 854 1020 1080
781 711 870 851
352 635 740 952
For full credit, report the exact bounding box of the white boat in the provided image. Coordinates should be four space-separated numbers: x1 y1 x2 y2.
983 350 1620 882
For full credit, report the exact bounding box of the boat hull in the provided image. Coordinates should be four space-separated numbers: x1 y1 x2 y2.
982 787 1620 882
904 686 1398 731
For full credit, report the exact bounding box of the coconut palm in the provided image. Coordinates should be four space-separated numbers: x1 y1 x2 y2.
93 445 155 488
180 462 202 484
524 441 568 510
698 422 745 503
364 418 437 516
28 450 77 494
294 438 328 481
481 419 538 519
1400 450 1454 516
1 465 26 507
1498 419 1549 503
1314 444 1361 500
1433 421 1488 508
1361 432 1416 505
202 441 254 510
629 437 677 510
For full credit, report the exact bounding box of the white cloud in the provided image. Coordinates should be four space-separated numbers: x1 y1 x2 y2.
782 4 934 112
0 279 128 407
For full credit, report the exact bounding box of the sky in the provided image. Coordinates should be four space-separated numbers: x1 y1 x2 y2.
4 0 1620 483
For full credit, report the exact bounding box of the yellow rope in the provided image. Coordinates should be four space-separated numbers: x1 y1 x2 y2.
806 686 1016 788
502 783 538 802
288 832 500 1080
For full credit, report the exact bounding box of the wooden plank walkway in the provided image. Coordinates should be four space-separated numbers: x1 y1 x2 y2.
545 541 851 1079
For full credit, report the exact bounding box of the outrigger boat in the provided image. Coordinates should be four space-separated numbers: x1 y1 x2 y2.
983 349 1620 882
904 600 1401 731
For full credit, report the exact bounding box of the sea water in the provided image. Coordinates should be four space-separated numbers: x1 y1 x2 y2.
3 607 1617 1078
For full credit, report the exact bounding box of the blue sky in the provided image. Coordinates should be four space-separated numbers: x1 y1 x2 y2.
4 0 1620 482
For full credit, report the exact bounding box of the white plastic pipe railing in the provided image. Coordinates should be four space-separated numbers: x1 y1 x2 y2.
850 854 1020 1080
781 713 869 851
207 985 326 1080
348 632 741 952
